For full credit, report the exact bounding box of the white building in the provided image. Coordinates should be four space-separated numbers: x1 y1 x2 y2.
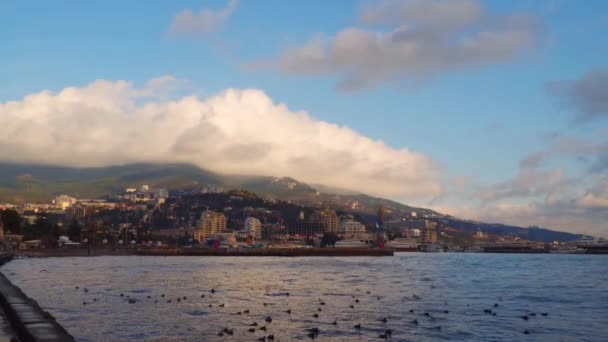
340 220 366 235
54 194 77 210
245 217 262 240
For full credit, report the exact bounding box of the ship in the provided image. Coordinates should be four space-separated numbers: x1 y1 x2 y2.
335 240 372 248
385 238 419 252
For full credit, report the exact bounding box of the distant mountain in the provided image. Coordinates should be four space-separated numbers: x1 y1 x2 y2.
0 162 584 242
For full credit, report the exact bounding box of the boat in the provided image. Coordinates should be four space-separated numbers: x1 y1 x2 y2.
550 246 585 254
385 238 418 251
335 240 371 248
463 246 483 253
445 245 463 253
423 243 444 253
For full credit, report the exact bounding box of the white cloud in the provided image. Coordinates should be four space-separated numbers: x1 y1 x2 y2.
264 0 539 90
169 0 238 35
0 76 441 200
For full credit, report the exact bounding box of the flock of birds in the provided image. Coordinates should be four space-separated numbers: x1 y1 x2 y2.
75 285 550 340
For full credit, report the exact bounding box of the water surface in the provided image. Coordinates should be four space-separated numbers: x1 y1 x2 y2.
2 254 607 341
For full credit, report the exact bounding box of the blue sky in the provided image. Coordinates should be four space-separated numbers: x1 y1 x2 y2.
1 0 607 236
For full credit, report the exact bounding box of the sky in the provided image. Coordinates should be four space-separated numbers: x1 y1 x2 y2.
1 0 607 237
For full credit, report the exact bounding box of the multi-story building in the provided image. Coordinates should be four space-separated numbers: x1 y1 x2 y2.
321 209 340 233
245 217 262 240
423 220 437 243
340 220 366 235
195 210 226 241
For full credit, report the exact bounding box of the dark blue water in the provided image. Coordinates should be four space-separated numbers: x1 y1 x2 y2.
2 253 607 341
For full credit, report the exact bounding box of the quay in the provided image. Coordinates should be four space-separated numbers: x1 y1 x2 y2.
0 254 74 342
135 247 395 257
14 247 394 258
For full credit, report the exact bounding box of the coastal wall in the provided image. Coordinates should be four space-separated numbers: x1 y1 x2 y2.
0 254 75 342
136 247 395 257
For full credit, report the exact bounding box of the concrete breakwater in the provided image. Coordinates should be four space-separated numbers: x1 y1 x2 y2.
0 254 74 342
136 247 395 257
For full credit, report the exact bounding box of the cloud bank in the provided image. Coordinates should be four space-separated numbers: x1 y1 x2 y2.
0 77 441 200
169 0 238 35
263 0 539 90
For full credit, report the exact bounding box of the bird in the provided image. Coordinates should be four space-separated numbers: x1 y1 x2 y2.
183 296 187 300
484 309 492 314
260 326 267 332
244 309 250 314
541 312 548 316
411 319 418 326
307 328 319 339
331 320 337 325
349 305 354 309
494 303 499 308
286 309 291 315
524 330 530 335
120 293 124 297
521 315 529 321
161 294 165 298
409 309 415 313
354 324 361 329
355 299 360 303
211 288 216 293
265 316 272 323
128 299 136 304
248 328 256 333
443 310 449 314
313 313 319 318
201 294 205 298
380 317 388 323
267 335 274 341
250 322 258 326
318 308 322 312
529 313 536 317
217 332 224 337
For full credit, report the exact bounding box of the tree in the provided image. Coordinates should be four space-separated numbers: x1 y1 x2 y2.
0 209 22 234
67 220 82 242
320 232 338 248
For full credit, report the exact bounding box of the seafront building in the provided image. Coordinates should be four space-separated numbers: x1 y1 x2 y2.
244 217 262 240
321 209 340 233
423 220 438 243
340 220 366 236
194 210 227 241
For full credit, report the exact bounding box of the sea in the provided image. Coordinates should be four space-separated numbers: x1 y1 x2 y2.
2 253 607 341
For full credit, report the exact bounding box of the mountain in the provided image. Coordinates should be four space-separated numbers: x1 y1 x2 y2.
0 162 584 242
0 162 222 202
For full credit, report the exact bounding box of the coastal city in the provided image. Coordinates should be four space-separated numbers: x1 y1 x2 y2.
1 184 605 255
